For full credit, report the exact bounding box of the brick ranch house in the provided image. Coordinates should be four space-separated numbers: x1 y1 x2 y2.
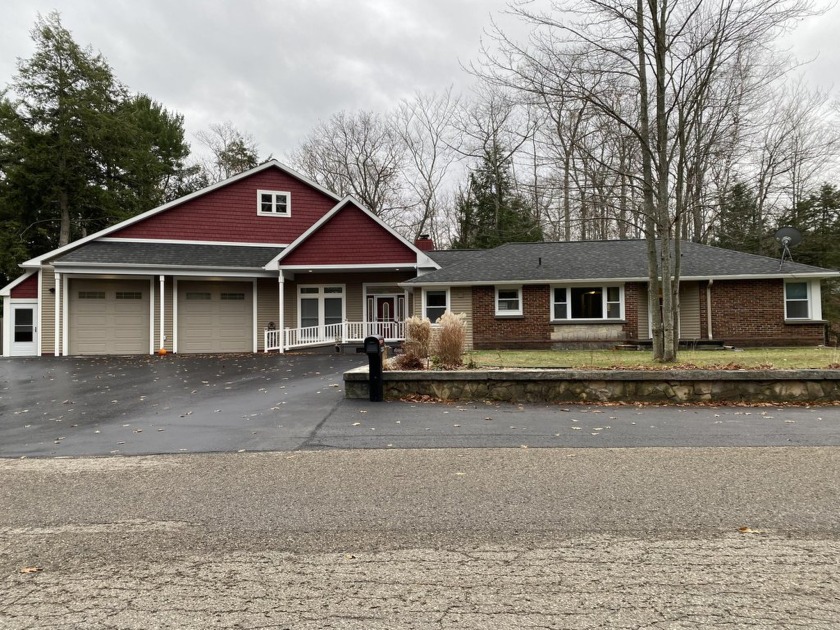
2 160 838 356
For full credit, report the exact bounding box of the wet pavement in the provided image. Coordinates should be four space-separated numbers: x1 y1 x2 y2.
2 353 840 457
0 352 362 457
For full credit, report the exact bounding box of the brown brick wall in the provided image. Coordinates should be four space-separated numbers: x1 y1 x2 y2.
711 279 826 346
473 285 552 349
623 283 642 340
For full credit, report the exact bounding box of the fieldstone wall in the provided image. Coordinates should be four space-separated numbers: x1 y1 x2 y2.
344 367 840 403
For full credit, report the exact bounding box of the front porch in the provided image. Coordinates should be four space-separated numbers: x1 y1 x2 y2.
262 272 414 352
265 320 405 352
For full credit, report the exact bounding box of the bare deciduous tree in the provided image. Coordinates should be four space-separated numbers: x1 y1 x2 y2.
477 0 817 361
394 88 462 241
195 121 260 183
290 110 405 222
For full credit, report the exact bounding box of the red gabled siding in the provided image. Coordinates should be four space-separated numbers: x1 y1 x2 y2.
10 273 38 298
111 168 337 244
282 203 417 265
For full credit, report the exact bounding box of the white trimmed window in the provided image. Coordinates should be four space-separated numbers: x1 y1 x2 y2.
298 285 345 329
784 281 810 319
495 286 523 316
552 285 624 321
257 190 290 216
423 288 449 324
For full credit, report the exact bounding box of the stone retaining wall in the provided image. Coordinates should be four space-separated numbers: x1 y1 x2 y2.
344 367 840 403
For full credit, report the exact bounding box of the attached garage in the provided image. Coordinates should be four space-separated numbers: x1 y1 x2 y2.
69 279 151 355
177 281 253 353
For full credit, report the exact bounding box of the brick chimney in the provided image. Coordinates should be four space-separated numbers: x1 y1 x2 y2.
414 234 434 251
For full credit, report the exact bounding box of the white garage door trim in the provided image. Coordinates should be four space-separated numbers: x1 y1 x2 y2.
66 277 154 355
175 279 255 353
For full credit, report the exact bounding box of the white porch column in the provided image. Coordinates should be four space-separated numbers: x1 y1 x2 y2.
159 275 165 350
54 272 61 356
278 274 285 354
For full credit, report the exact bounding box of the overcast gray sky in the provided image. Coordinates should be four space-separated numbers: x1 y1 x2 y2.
2 0 839 163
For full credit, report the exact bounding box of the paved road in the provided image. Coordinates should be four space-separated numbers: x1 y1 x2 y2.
2 354 840 456
3 355 840 628
2 447 839 629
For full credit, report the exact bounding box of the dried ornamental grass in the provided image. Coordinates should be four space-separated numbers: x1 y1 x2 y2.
404 315 432 358
434 310 466 369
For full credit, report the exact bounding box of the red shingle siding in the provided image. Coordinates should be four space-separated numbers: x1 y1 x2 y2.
472 285 551 349
711 279 826 345
111 169 337 244
10 273 38 298
282 203 416 265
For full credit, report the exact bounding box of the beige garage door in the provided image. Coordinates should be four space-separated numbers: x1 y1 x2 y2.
178 281 253 353
69 279 150 355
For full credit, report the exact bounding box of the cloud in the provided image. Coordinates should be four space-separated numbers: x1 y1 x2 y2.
2 0 837 163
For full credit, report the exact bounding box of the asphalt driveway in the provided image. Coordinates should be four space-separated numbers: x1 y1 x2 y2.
0 351 365 457
2 353 840 457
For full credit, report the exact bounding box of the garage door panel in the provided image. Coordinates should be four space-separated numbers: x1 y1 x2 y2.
178 282 252 353
69 280 150 355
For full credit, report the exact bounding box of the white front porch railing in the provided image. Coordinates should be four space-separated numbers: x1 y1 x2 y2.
264 321 405 352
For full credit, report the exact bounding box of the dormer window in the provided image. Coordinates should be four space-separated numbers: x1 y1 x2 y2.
258 190 290 216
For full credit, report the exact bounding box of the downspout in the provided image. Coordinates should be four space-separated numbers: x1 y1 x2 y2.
706 279 713 340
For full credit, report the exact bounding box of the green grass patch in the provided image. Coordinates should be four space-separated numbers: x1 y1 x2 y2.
466 347 840 370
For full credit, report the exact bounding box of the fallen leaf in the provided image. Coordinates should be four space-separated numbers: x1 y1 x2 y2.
739 526 765 534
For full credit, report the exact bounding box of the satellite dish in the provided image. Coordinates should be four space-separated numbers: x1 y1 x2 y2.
774 226 801 248
774 226 802 270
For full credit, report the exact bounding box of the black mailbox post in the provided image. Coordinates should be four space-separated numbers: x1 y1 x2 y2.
364 335 385 402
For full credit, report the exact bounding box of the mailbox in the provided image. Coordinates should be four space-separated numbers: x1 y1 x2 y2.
365 335 385 355
364 335 385 402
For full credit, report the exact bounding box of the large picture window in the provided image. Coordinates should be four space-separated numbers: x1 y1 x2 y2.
424 289 449 323
552 285 623 321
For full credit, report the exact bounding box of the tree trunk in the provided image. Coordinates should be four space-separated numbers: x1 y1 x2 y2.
59 190 71 247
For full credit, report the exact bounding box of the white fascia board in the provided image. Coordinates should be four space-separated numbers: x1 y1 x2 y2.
265 196 441 271
405 271 840 288
282 263 418 271
21 160 333 268
0 270 37 296
99 237 291 248
680 272 840 281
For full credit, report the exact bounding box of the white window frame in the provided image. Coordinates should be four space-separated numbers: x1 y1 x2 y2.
423 288 450 324
297 284 346 329
784 280 820 321
495 286 523 316
550 284 625 321
257 190 291 217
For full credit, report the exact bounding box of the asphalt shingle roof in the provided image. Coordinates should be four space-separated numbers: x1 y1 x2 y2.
426 249 484 268
53 241 285 269
406 240 837 284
